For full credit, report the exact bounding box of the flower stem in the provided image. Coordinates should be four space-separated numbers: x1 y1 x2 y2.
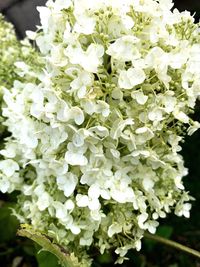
144 232 200 258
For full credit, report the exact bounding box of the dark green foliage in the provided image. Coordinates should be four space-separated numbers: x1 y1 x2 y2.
36 251 60 267
0 204 19 242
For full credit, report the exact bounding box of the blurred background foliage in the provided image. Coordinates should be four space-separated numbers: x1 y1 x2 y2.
0 0 200 266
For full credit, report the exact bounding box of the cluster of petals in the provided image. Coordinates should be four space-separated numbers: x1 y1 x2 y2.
0 0 200 265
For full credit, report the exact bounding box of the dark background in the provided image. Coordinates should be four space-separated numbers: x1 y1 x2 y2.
0 1 200 267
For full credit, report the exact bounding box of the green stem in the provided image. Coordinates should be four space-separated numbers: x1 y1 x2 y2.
144 232 200 258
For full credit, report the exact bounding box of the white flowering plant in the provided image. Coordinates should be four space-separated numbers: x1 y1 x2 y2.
1 0 200 265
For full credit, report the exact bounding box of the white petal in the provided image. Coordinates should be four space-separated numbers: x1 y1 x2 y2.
65 151 88 166
0 160 19 177
88 198 100 210
0 179 10 193
71 107 84 125
70 225 81 235
142 178 154 191
137 213 148 229
57 173 78 197
88 184 100 199
76 194 89 207
65 199 75 210
119 68 146 89
37 192 50 211
132 91 148 105
108 223 122 237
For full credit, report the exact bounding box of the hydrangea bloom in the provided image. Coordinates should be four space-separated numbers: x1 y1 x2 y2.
1 0 200 265
0 15 43 138
0 15 21 137
0 15 21 89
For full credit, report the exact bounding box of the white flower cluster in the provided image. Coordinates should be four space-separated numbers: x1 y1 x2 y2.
0 15 20 137
0 14 21 86
0 14 43 138
1 0 200 264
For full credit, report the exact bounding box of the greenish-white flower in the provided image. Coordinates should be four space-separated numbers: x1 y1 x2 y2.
0 0 200 265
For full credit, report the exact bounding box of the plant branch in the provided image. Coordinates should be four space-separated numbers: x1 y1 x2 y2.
144 232 200 258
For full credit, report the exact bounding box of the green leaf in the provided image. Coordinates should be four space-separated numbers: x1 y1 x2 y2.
37 251 61 267
23 243 37 256
156 225 173 239
143 225 173 252
96 252 113 264
17 225 83 267
0 204 19 242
